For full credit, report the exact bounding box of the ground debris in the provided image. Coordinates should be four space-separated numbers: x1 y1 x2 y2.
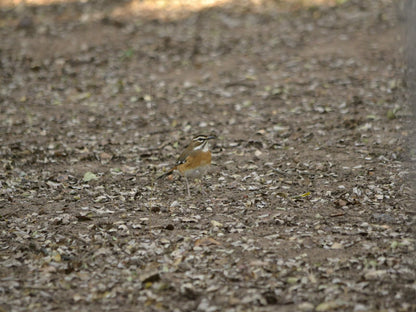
0 0 413 311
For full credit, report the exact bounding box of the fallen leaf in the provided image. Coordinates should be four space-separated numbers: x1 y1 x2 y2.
83 171 98 182
195 237 221 246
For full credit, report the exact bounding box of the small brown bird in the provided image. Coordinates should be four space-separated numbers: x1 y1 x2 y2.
157 134 216 196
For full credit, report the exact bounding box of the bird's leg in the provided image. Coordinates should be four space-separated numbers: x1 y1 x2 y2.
185 176 191 197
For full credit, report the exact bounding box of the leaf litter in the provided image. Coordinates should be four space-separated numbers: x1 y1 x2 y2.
0 0 415 311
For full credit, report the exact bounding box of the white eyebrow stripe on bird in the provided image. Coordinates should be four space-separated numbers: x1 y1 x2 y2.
193 135 207 141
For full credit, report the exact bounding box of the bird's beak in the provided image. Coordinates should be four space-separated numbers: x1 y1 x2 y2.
207 135 216 140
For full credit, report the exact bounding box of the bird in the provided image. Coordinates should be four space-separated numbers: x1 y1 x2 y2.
157 134 216 196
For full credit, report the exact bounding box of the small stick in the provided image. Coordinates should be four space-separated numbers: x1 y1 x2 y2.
330 212 345 217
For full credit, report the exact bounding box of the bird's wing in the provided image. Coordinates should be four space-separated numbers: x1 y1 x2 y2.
176 145 192 165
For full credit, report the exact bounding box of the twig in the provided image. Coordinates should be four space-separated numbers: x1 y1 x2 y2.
330 212 345 217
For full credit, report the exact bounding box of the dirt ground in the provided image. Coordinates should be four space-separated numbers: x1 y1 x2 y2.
1 0 415 311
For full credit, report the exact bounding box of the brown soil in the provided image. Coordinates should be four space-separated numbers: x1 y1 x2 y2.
1 0 415 311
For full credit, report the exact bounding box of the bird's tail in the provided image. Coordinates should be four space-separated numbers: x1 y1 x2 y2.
157 167 175 180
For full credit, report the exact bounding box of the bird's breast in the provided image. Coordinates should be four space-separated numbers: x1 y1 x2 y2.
177 150 211 177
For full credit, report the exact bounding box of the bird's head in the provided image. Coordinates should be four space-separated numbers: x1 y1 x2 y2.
190 134 216 151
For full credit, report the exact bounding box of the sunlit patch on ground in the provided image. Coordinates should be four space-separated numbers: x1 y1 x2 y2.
110 0 348 20
1 0 348 17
